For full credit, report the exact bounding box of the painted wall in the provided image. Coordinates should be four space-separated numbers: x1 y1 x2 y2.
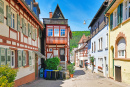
109 18 130 84
88 25 108 77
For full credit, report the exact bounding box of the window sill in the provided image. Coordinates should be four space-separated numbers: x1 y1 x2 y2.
105 47 108 50
114 58 130 61
98 49 103 52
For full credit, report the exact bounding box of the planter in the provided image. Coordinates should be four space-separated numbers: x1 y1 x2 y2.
70 74 74 78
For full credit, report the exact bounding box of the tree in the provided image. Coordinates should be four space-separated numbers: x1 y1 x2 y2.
0 65 18 87
90 56 94 73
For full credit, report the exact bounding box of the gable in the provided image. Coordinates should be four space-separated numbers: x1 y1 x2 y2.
52 4 65 19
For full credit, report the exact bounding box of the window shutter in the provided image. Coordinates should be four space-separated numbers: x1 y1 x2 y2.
17 14 20 31
28 23 30 37
0 48 6 66
110 13 113 30
31 25 33 38
35 29 37 40
18 50 22 67
6 5 11 27
6 49 11 67
29 51 32 65
120 3 123 23
22 51 26 66
39 28 42 38
22 18 25 34
117 5 121 25
0 0 4 23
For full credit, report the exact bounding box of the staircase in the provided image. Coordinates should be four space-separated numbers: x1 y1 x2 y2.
60 61 66 70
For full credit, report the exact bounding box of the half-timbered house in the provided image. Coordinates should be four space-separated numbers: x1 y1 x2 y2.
42 4 72 70
75 35 88 68
0 0 44 86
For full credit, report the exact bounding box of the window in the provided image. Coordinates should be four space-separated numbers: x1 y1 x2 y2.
110 13 113 30
49 48 52 52
94 42 96 52
124 0 130 20
48 29 53 36
106 33 108 48
92 43 93 52
11 13 15 29
54 29 59 36
113 10 117 27
60 29 65 36
118 38 126 58
98 38 102 50
11 50 15 68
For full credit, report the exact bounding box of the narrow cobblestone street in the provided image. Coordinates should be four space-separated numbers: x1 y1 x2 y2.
21 67 130 87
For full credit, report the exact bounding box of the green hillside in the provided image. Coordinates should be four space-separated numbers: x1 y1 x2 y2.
70 31 90 51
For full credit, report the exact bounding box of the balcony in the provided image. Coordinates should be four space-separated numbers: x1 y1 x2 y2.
43 18 68 25
46 37 67 44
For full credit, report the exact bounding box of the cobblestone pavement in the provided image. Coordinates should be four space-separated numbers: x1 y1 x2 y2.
21 67 130 87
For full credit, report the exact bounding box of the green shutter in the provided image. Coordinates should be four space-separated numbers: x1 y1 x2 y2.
0 0 4 23
28 23 30 37
22 51 26 66
6 49 11 67
0 48 6 66
110 13 113 30
17 14 20 31
117 5 121 25
6 5 11 27
22 18 25 34
120 3 123 23
35 29 37 40
31 26 33 38
29 51 32 65
18 50 22 67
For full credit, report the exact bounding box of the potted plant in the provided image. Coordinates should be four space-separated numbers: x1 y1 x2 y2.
90 56 94 73
57 66 63 79
67 63 75 78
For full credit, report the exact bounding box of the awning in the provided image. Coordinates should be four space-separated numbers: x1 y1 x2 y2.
33 51 46 58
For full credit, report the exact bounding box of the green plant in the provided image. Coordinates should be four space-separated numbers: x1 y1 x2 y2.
57 66 63 71
67 63 75 74
45 57 60 70
90 56 94 65
0 65 18 87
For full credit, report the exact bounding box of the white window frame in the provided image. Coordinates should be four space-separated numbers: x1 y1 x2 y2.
48 29 53 37
113 9 117 27
11 12 15 29
11 50 15 68
106 33 108 48
118 50 125 58
123 0 130 21
60 29 65 37
49 48 52 52
54 29 59 36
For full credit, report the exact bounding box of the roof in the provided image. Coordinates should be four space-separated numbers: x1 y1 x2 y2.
78 35 87 44
75 43 88 51
52 4 65 19
88 0 108 28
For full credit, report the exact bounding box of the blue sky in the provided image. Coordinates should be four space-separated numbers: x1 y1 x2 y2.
36 0 104 31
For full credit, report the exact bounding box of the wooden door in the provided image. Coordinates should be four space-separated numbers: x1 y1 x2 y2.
60 48 65 61
115 66 121 82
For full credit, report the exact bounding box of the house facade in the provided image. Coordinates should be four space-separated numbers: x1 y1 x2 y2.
88 1 109 77
70 48 77 63
42 4 72 70
0 0 44 86
75 35 88 68
105 0 130 84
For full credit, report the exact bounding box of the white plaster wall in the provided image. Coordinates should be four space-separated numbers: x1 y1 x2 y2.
88 25 108 77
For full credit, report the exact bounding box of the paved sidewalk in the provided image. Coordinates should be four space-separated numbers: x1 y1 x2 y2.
21 67 130 87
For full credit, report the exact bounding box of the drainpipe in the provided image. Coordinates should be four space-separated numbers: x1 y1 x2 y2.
108 15 110 77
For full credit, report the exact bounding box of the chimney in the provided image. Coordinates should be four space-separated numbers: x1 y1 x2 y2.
49 12 52 18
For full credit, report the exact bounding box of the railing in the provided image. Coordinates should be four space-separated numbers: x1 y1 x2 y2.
43 18 68 25
46 37 67 44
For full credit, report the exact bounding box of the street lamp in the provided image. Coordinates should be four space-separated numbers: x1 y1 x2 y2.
83 20 86 24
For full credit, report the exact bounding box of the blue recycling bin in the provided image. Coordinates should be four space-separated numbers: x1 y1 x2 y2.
44 69 53 79
39 68 44 78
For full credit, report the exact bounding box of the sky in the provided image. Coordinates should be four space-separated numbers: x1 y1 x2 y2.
36 0 105 31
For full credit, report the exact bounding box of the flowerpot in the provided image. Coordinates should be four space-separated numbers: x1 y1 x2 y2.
70 74 73 78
